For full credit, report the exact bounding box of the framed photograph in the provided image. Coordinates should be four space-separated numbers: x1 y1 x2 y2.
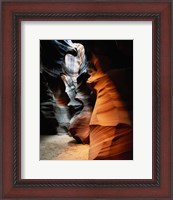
1 0 172 199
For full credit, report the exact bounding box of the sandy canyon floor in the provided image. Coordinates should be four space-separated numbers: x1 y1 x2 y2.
40 135 89 160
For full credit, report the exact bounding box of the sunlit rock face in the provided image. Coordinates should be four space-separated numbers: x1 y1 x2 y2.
87 53 133 160
89 125 133 160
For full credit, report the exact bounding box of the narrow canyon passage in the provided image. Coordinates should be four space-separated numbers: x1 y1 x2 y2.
40 40 133 160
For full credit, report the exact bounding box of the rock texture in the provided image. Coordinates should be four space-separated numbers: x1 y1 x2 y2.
69 73 94 144
87 54 133 160
89 125 133 160
40 40 77 135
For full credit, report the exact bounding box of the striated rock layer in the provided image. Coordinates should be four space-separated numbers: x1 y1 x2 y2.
87 54 133 160
89 125 133 160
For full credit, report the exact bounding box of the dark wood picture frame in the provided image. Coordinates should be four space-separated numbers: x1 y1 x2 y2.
1 0 173 199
